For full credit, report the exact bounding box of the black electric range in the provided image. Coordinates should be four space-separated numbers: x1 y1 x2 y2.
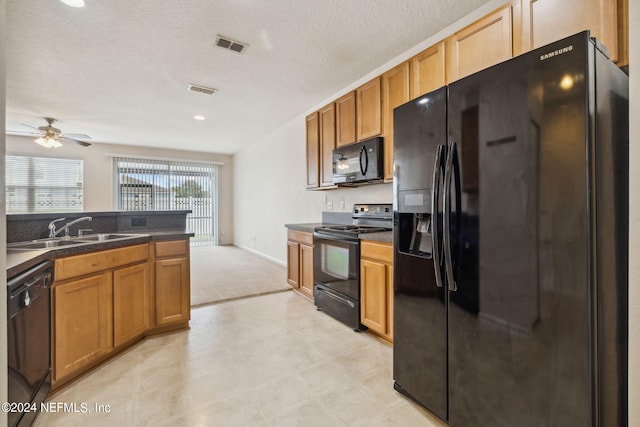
312 204 392 330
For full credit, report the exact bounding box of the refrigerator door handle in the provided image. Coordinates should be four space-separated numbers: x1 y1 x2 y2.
443 140 457 292
431 144 444 288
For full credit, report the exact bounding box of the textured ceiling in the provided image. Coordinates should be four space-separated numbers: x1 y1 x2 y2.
6 0 488 154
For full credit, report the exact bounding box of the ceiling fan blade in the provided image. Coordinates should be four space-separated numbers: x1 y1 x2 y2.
20 123 42 131
61 136 92 147
63 133 92 140
7 129 42 136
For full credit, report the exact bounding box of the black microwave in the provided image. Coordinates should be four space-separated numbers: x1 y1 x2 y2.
332 137 384 185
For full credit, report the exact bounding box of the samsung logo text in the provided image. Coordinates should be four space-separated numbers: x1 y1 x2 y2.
540 45 573 61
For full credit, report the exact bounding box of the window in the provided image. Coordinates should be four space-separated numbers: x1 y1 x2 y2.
5 155 84 213
113 156 217 246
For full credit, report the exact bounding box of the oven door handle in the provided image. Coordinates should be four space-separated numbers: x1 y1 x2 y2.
319 287 355 308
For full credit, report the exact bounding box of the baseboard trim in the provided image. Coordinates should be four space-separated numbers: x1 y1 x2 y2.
233 244 286 267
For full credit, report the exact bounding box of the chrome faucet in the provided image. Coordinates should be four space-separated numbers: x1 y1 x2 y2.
49 216 93 238
48 218 66 238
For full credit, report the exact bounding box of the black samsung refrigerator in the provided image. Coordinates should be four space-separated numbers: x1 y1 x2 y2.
392 32 628 427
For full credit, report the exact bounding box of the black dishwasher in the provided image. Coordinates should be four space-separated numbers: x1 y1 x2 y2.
7 261 53 427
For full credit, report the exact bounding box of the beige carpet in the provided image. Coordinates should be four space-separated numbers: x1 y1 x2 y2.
190 245 291 306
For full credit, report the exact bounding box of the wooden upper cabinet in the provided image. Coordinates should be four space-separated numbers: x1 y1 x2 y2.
518 0 622 64
410 41 446 99
617 0 628 67
446 5 513 82
336 91 357 147
357 77 382 141
382 63 410 182
319 103 336 187
306 112 320 188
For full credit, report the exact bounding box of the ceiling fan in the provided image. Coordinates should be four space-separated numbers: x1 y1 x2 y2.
11 117 92 148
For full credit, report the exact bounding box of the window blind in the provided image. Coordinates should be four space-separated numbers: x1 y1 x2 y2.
5 155 84 213
113 156 217 245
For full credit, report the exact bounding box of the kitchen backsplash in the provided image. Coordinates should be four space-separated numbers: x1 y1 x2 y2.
6 210 191 243
321 211 353 225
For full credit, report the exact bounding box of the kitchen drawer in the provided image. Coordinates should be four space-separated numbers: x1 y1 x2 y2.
55 244 149 282
154 240 188 258
287 230 313 245
361 240 393 264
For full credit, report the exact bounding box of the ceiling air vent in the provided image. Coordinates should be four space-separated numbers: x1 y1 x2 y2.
187 84 217 96
215 35 248 54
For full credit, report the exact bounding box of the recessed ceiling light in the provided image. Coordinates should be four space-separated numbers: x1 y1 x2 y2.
59 0 85 7
194 115 206 121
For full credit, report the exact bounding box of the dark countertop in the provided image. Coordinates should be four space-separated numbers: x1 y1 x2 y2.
284 223 324 233
359 231 393 244
7 230 194 278
285 223 393 244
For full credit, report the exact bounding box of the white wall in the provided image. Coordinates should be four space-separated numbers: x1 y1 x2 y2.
5 135 235 245
628 0 638 423
233 118 392 264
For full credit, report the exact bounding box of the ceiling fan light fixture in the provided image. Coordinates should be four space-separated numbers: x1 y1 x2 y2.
35 135 63 148
59 0 85 7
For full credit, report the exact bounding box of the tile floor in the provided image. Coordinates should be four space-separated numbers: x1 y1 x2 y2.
36 292 446 426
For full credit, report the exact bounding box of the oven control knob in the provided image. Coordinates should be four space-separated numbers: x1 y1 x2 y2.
22 290 31 308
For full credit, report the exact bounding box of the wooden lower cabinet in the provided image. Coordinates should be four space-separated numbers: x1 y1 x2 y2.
287 241 300 288
53 271 113 383
286 230 314 300
151 239 191 329
113 262 150 347
154 257 190 326
360 240 393 342
51 240 191 389
299 243 314 299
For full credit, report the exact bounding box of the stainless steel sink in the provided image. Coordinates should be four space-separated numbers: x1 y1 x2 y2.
75 233 139 242
7 239 83 250
7 233 146 251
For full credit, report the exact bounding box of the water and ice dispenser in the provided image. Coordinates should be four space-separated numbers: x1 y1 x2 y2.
397 189 434 258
